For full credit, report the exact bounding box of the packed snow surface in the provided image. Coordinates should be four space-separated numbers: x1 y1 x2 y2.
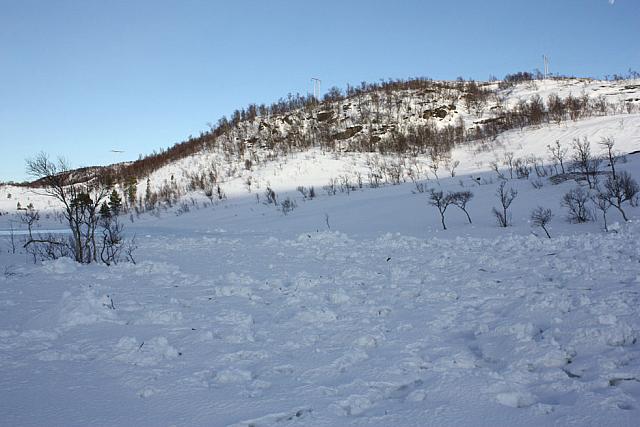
2 220 640 426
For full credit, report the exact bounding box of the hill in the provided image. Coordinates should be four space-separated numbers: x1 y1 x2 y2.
1 75 639 216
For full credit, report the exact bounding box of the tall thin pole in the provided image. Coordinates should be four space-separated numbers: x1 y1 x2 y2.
543 55 549 80
311 77 321 100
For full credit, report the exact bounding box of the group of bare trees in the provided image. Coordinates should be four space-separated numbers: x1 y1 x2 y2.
425 137 638 236
22 153 136 265
558 138 638 229
427 189 474 230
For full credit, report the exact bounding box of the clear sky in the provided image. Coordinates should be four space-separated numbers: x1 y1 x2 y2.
1 0 638 182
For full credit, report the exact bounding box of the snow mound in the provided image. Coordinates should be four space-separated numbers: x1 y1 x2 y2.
496 391 537 408
58 288 118 328
42 258 78 274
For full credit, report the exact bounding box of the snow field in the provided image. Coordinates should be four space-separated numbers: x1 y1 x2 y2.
1 219 639 426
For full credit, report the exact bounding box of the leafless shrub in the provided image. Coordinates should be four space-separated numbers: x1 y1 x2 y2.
100 216 124 266
8 221 16 254
562 186 592 223
450 190 474 224
530 206 553 238
280 198 297 215
531 156 547 177
446 159 460 177
428 189 454 230
600 137 619 179
265 186 277 204
591 192 612 232
204 187 214 202
571 137 601 189
503 152 516 179
492 181 517 227
124 235 138 264
413 182 426 194
19 206 40 262
601 171 639 221
547 140 568 174
216 184 226 200
355 171 363 188
297 186 308 199
514 158 530 179
26 152 111 263
176 202 190 215
489 160 506 180
324 178 337 195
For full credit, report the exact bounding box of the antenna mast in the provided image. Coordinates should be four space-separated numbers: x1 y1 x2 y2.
543 55 549 80
311 77 321 100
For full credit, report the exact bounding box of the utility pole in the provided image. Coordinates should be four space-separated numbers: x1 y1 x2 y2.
311 77 321 100
543 55 549 80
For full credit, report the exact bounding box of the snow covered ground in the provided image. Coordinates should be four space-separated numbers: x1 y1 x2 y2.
1 149 640 426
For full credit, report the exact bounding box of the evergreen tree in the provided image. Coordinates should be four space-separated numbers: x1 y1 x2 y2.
145 178 153 209
108 189 122 216
99 202 111 219
125 177 137 207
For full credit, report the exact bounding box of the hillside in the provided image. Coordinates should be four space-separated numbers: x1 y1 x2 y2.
1 76 639 216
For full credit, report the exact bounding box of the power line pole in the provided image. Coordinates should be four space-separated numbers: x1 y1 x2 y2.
311 77 321 100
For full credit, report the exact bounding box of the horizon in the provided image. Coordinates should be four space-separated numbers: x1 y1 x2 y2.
1 0 638 182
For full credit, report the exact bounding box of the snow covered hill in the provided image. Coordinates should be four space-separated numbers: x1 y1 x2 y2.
1 77 639 217
0 77 640 426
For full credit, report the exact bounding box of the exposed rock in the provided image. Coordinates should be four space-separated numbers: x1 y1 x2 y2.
316 111 334 122
332 125 363 141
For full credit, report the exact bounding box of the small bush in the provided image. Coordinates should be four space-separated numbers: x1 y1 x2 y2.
530 206 553 238
562 187 591 223
280 198 297 215
492 181 517 227
265 187 277 205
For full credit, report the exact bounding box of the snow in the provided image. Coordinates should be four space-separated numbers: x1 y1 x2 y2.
1 79 640 426
2 209 640 425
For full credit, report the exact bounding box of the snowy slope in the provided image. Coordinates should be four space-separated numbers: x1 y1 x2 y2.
1 78 640 426
2 77 638 219
1 112 639 223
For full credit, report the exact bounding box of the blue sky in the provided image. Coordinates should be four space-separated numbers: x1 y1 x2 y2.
1 0 637 182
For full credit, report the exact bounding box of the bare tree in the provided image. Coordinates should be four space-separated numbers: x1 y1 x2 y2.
601 171 639 221
547 140 568 174
562 186 591 223
599 137 618 180
571 137 601 189
19 206 40 263
25 152 110 263
492 181 517 227
264 186 277 204
592 192 612 232
503 152 515 179
8 221 16 254
450 191 474 224
530 206 553 238
100 214 124 266
489 160 506 180
428 189 454 230
446 159 460 177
